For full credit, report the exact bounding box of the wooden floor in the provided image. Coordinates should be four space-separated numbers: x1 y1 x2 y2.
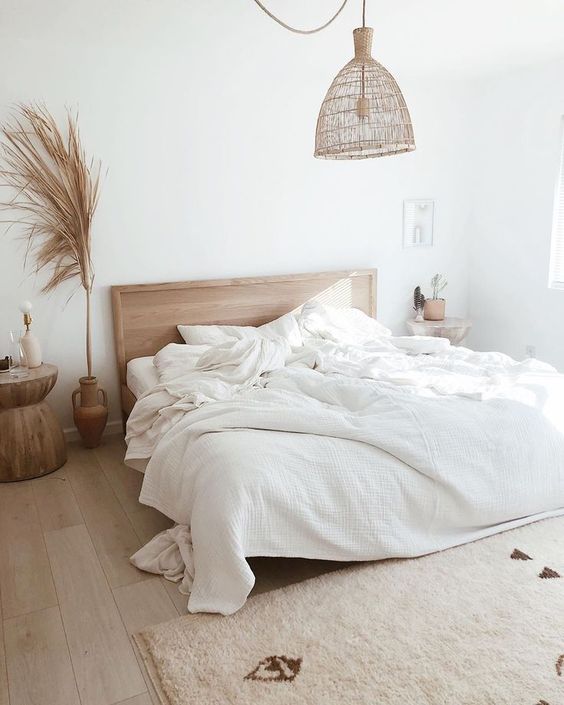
0 436 339 705
0 436 180 705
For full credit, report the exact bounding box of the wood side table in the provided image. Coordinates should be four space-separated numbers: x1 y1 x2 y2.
0 363 67 482
406 317 472 346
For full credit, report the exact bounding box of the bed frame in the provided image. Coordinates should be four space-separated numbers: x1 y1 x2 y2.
112 270 376 422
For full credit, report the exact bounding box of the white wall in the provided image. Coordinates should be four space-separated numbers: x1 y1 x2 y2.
0 0 471 431
466 58 564 369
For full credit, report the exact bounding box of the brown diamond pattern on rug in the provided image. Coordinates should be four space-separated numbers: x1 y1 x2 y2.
510 548 532 560
539 567 561 579
537 700 550 705
245 655 302 683
556 654 564 677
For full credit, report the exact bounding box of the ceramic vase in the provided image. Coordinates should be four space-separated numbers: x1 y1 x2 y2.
72 376 108 448
20 330 42 368
423 299 446 321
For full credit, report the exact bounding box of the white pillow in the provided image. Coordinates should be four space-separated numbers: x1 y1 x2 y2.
177 312 302 347
299 303 391 345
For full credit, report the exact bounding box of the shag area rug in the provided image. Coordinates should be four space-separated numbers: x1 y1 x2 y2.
135 517 564 705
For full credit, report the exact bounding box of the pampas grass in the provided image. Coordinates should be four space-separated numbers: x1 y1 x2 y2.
0 104 101 377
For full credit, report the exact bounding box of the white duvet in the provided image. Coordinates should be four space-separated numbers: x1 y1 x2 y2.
125 320 564 615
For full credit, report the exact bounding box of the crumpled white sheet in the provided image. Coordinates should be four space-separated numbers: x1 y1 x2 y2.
125 312 564 615
125 336 290 469
126 333 449 469
133 524 195 595
299 301 393 344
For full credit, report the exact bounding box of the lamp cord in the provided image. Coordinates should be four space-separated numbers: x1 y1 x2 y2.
251 0 349 35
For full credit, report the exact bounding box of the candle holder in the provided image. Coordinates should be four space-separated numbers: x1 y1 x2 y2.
8 330 29 379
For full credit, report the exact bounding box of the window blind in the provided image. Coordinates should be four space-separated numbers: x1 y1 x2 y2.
549 123 564 289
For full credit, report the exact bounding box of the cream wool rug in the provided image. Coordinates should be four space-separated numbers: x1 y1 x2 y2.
135 517 564 705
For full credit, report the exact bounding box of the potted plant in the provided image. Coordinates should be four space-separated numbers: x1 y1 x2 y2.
0 104 108 448
423 273 447 321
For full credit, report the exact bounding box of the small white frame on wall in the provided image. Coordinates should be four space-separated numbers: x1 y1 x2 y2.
403 199 434 248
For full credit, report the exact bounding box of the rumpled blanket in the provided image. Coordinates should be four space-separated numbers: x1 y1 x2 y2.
126 332 564 614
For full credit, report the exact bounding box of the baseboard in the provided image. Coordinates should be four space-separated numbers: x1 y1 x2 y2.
63 419 123 442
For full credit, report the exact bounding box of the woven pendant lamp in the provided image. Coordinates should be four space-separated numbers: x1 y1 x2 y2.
314 22 415 159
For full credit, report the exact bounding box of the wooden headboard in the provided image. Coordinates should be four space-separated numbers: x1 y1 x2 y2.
112 270 376 417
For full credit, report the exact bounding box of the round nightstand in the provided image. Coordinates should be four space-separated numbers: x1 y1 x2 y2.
406 317 472 346
0 363 67 482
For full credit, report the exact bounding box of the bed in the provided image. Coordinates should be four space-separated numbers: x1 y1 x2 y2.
112 270 564 615
112 270 376 425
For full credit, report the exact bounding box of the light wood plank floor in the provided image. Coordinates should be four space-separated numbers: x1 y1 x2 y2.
0 437 176 705
0 436 340 705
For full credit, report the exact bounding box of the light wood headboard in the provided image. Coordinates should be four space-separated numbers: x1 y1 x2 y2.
112 270 376 415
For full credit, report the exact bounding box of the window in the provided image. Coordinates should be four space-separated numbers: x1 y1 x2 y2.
549 122 564 289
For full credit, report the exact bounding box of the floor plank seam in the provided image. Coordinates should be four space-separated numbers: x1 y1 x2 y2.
79 465 151 701
93 442 176 594
162 582 182 618
2 603 68 622
96 444 149 548
32 473 85 534
37 483 86 705
0 588 13 705
68 448 146 590
53 605 85 705
46 524 147 704
64 453 148 701
111 581 155 692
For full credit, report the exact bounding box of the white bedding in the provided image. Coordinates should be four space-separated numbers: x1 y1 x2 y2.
126 356 158 398
125 314 564 615
127 344 212 399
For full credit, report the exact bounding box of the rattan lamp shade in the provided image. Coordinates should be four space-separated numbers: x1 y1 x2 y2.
314 27 415 160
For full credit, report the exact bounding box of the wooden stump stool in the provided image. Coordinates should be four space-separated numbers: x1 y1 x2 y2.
0 363 67 481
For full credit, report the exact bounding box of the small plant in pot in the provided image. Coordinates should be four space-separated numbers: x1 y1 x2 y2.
0 104 108 448
423 274 447 321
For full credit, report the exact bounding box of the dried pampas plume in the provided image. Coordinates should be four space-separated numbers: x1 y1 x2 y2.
0 104 101 377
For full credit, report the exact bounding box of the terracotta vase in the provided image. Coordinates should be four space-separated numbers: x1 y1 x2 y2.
72 376 108 448
423 299 446 321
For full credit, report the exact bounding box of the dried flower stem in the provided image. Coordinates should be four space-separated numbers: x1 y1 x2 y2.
0 104 101 377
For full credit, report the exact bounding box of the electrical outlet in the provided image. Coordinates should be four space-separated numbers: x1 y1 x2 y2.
525 345 536 359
